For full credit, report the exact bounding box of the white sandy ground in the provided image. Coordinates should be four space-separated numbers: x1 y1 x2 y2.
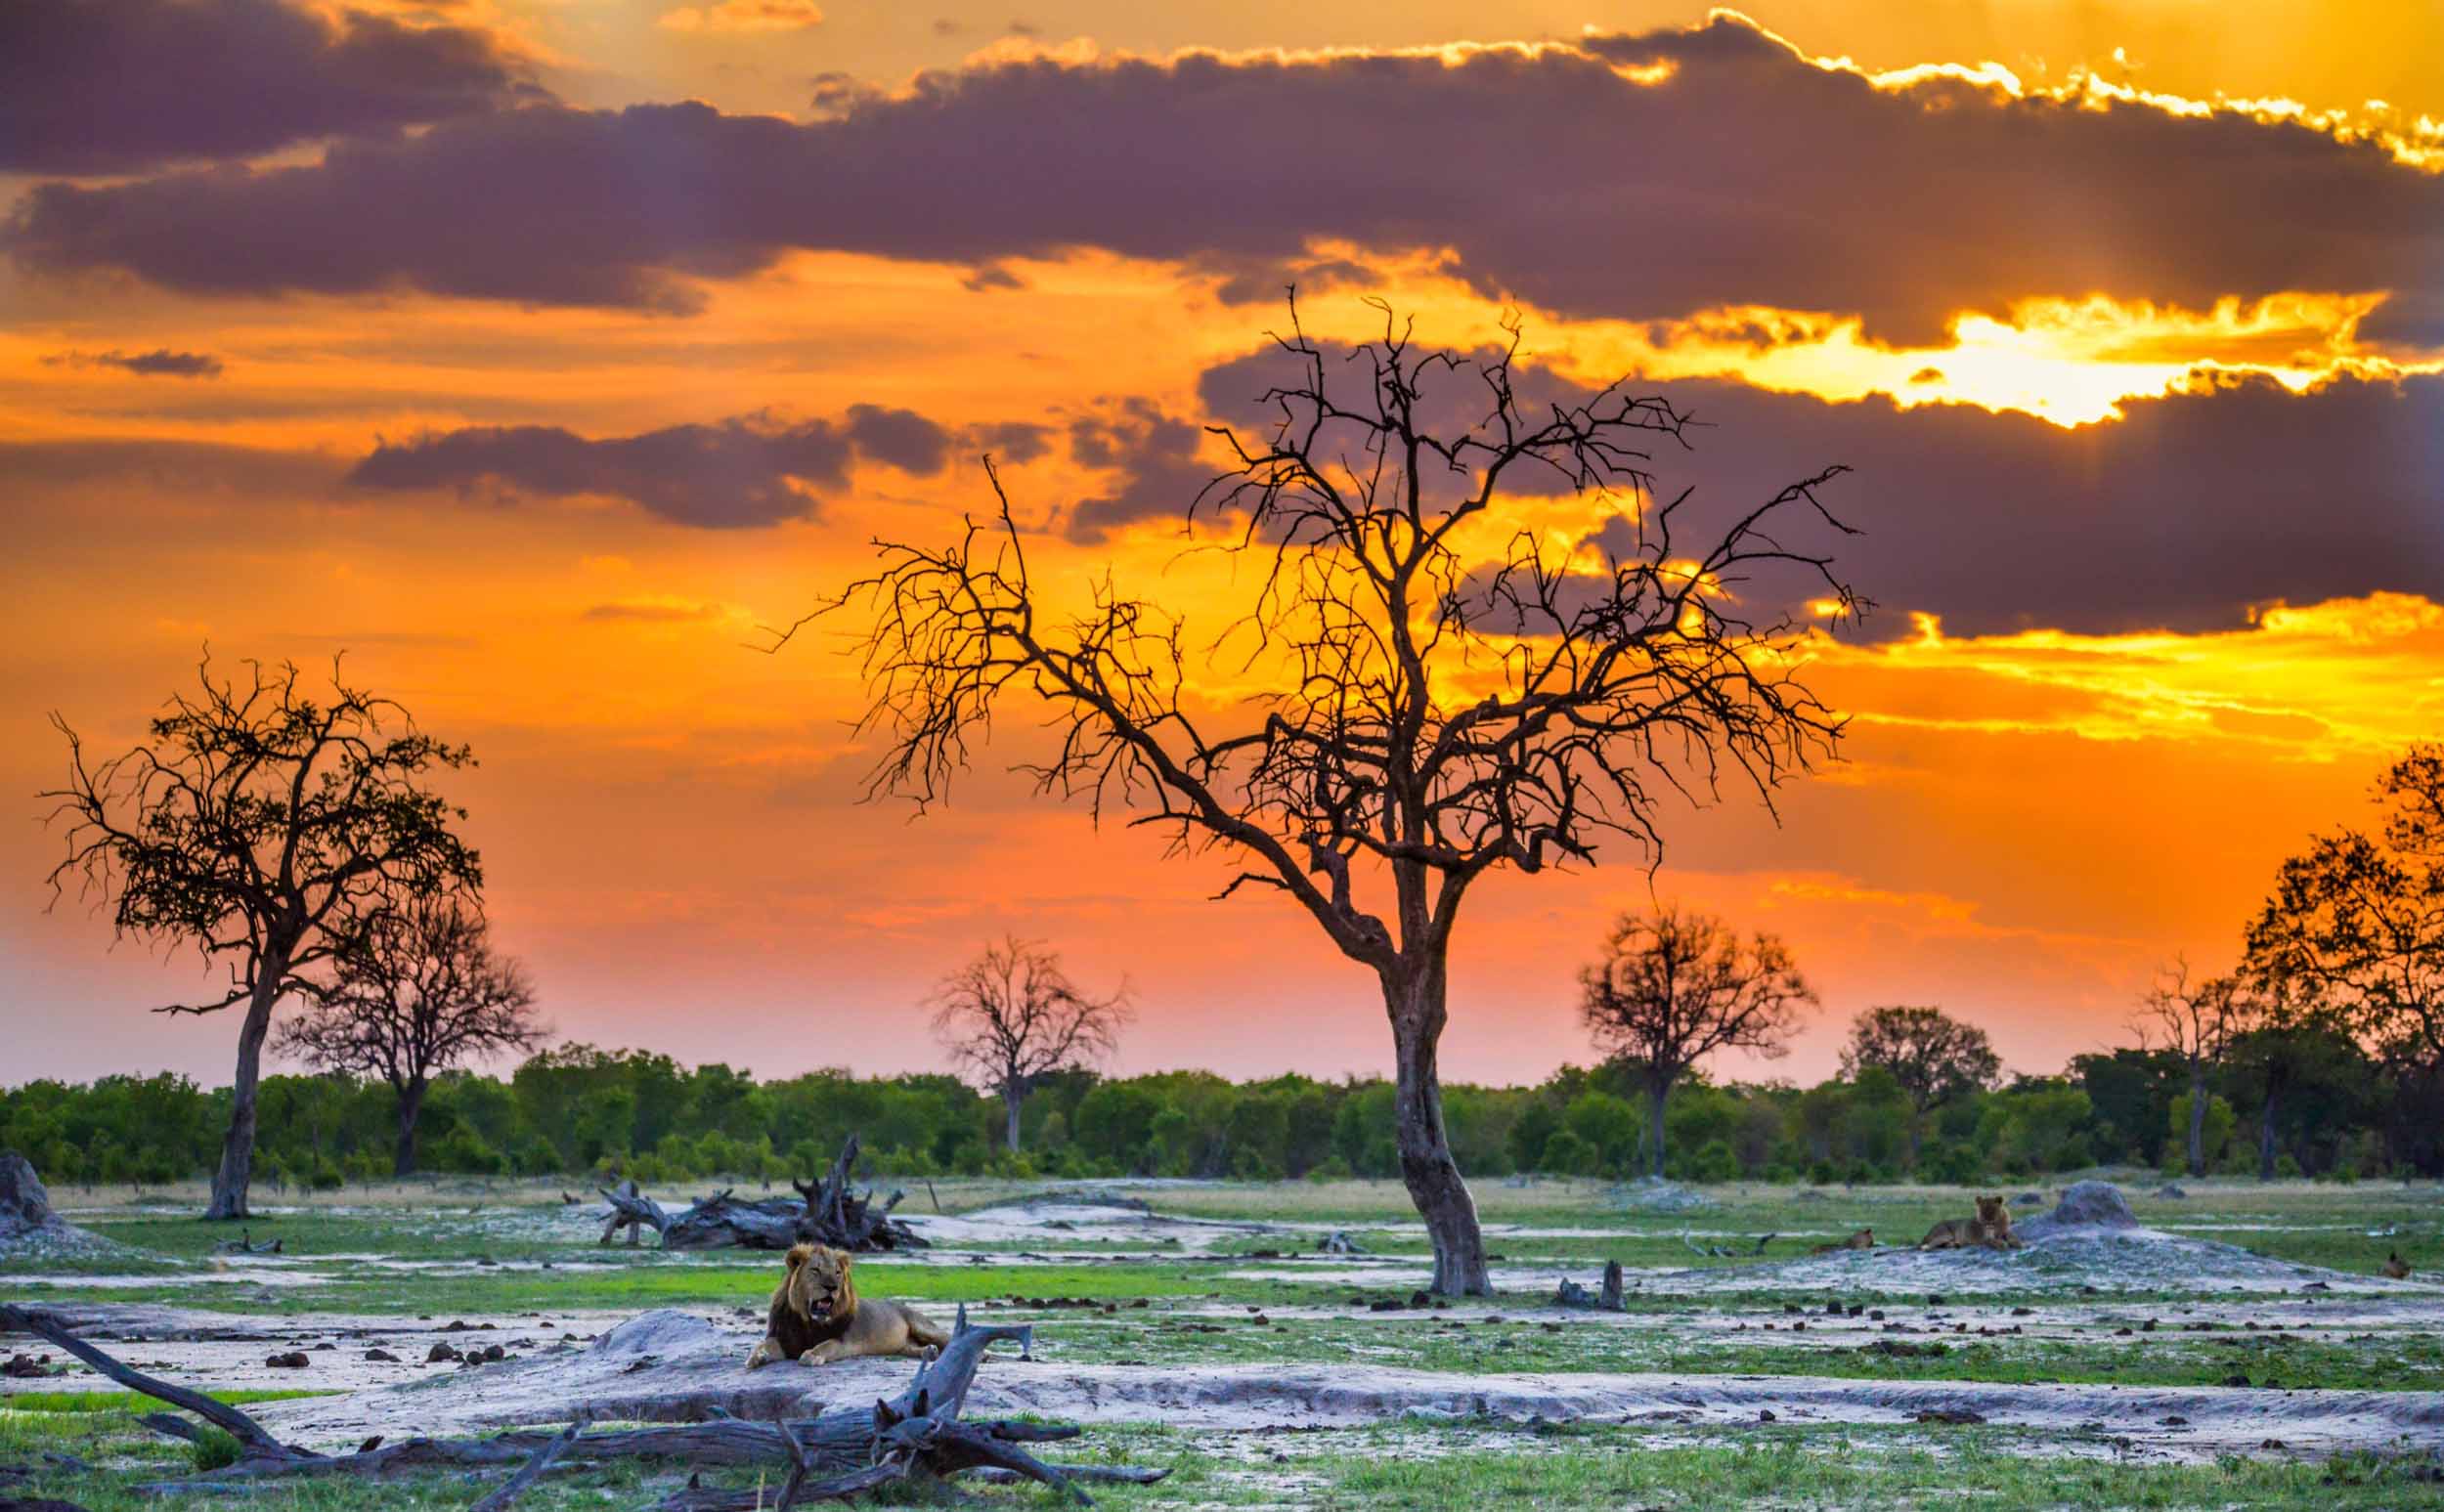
1229 1230 2444 1298
203 1308 2444 1465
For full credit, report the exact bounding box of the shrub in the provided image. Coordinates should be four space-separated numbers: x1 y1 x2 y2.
191 1428 241 1472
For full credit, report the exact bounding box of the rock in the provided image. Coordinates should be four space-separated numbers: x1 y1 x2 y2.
2157 1184 2189 1198
265 1352 311 1368
0 1153 54 1234
2015 1180 2140 1239
2014 1191 2042 1206
1914 1407 1986 1424
364 1349 400 1362
426 1343 463 1363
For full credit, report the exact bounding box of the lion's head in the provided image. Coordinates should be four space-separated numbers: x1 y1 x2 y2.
782 1242 855 1321
1975 1195 2011 1231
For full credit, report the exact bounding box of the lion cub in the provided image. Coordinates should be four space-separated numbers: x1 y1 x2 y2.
1811 1228 1875 1254
1918 1195 2022 1251
745 1242 950 1368
2384 1250 2413 1279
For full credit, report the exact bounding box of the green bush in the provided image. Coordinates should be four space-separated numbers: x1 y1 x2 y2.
191 1427 241 1472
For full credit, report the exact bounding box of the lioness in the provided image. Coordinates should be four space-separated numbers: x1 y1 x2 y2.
745 1242 950 1367
1811 1228 1875 1254
1919 1195 2022 1251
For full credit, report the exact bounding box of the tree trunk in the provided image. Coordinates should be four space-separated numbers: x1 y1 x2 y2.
205 970 284 1221
1646 1078 1670 1180
2186 1068 2209 1178
1905 1106 1926 1170
393 1080 427 1178
1383 964 1488 1296
2257 1083 2280 1183
1002 1086 1023 1154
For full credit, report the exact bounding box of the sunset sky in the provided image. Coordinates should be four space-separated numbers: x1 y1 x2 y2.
6 0 2443 1094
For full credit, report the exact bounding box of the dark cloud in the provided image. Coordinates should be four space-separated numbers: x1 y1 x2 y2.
1 0 544 175
347 406 1014 527
42 347 225 378
1065 400 1214 542
1191 345 2444 636
11 16 2435 338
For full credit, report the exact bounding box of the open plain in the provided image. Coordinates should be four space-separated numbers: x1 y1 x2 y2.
5 1175 2440 1509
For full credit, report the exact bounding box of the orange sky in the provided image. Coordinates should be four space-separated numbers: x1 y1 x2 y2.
5 0 2442 1091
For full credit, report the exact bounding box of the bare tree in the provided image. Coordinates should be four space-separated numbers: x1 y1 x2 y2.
1838 1004 2002 1168
43 656 480 1218
2136 957 2256 1178
790 300 1859 1293
277 896 546 1176
1579 906 1815 1177
930 936 1130 1152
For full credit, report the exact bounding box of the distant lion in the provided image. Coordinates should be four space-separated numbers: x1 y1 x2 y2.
745 1242 949 1368
1919 1195 2022 1252
1811 1228 1875 1254
2384 1250 2412 1279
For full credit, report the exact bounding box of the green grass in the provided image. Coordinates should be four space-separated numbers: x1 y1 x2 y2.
0 1388 331 1413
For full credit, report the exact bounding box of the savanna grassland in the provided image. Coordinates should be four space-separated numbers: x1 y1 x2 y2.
5 1176 2441 1510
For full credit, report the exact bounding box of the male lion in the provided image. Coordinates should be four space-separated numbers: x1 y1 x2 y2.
1918 1195 2022 1251
745 1242 950 1367
1811 1228 1875 1254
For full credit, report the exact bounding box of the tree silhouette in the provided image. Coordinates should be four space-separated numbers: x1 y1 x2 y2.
1838 1004 2000 1168
2136 958 2256 1178
793 301 1859 1292
1579 906 1815 1178
43 656 480 1218
2247 745 2444 1072
930 936 1130 1152
277 897 546 1176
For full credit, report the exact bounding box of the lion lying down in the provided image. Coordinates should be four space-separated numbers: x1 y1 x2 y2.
1918 1194 2023 1251
746 1241 950 1367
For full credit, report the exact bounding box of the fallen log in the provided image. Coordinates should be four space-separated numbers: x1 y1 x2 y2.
1553 1259 1627 1312
11 1300 1157 1504
598 1181 668 1247
604 1134 927 1252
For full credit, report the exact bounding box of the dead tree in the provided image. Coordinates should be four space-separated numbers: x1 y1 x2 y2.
786 298 1860 1294
0 1303 1159 1504
931 936 1130 1152
2137 958 2257 1178
598 1180 666 1246
1581 906 1815 1177
43 656 481 1220
277 895 546 1176
599 1136 925 1251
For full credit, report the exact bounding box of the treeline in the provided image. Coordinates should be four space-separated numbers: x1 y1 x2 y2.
8 1027 2437 1191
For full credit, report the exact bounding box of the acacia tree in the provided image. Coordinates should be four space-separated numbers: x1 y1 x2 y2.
795 304 1858 1293
2246 745 2444 1073
2137 957 2256 1178
1579 906 1815 1177
276 897 546 1176
44 657 480 1219
1838 1004 2001 1168
931 935 1131 1152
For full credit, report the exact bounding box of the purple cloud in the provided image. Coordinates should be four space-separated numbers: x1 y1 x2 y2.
10 16 2434 337
42 347 225 378
1 0 545 175
1182 346 2444 636
348 406 1000 527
